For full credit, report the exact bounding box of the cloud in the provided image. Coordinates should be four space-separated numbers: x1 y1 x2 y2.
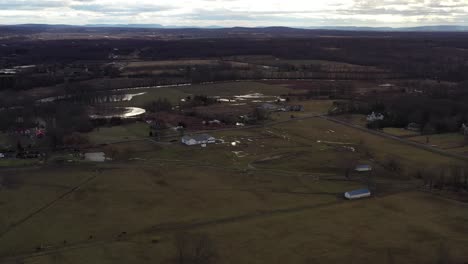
69 1 175 14
0 0 467 27
0 0 66 10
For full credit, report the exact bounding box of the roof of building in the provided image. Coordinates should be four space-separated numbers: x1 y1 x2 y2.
355 164 372 170
259 103 280 110
183 134 214 142
407 122 421 127
346 189 371 196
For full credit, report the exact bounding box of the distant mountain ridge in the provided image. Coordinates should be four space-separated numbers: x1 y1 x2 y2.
308 25 468 32
1 24 468 32
84 24 468 32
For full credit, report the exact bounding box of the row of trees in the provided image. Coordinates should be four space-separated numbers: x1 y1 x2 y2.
335 93 468 134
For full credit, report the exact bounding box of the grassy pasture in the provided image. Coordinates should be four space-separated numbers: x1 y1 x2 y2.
178 81 292 97
383 127 421 137
272 118 468 171
409 133 466 150
86 122 149 145
336 114 368 127
1 101 468 263
0 133 9 146
111 81 295 108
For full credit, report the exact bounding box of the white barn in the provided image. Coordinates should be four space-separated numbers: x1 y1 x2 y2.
181 134 216 146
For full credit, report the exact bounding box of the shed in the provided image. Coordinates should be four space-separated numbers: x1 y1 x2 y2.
258 103 281 112
355 164 372 172
344 189 371 200
407 122 421 131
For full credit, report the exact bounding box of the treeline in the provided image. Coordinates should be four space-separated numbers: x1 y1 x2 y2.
0 102 93 149
337 93 468 134
3 35 468 82
419 166 468 194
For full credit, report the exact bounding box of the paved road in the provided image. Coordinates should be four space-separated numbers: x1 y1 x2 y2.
321 116 468 162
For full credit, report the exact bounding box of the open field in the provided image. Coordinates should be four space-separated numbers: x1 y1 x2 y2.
1 116 468 263
383 127 421 137
3 26 468 264
336 114 368 127
87 123 150 145
0 133 9 146
227 55 386 72
409 133 466 150
112 81 296 108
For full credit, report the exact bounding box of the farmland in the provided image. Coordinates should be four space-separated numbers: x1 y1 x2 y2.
1 101 468 263
2 26 468 264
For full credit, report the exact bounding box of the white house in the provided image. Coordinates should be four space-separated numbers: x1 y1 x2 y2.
181 134 216 146
461 123 468 135
344 189 371 200
367 112 384 122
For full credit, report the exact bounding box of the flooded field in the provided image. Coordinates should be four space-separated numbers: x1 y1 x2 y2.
89 107 146 119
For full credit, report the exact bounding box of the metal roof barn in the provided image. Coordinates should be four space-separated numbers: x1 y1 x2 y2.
355 164 372 172
344 189 371 200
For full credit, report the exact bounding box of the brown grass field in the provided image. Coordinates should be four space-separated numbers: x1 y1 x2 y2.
1 114 468 263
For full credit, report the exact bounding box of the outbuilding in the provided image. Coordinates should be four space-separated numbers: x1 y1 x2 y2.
181 134 216 146
344 189 371 200
355 164 372 172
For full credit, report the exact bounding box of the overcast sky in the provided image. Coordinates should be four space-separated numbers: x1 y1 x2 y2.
0 0 467 27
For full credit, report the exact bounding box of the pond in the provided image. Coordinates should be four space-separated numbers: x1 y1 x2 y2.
37 92 147 103
84 152 107 162
89 107 146 119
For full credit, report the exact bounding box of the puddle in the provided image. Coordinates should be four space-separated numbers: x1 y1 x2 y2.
232 151 247 158
84 152 107 162
234 93 268 99
38 92 146 103
89 107 146 119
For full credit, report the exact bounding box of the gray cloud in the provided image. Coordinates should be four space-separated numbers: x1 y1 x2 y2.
0 0 467 26
0 0 65 10
69 1 174 14
338 0 467 17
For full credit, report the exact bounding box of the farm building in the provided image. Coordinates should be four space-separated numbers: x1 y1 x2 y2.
355 164 372 172
286 105 305 112
181 134 216 146
407 122 421 131
344 189 372 200
367 112 384 122
461 123 468 135
258 103 281 112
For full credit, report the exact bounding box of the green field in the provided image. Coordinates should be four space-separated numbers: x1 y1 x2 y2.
383 127 421 137
0 133 9 146
409 133 466 150
336 114 368 127
86 122 150 144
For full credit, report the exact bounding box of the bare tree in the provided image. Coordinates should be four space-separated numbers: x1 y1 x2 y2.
175 232 218 264
436 242 451 264
0 175 22 190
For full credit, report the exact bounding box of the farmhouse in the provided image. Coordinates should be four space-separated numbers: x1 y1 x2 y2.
461 123 468 135
345 189 372 200
407 122 421 131
286 105 305 112
355 164 372 172
367 112 384 122
181 134 216 146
